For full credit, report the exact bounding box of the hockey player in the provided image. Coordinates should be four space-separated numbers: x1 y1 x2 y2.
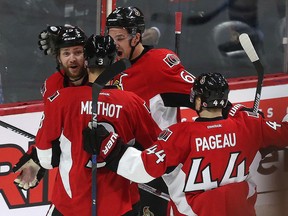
17 35 160 215
85 72 288 216
39 24 88 100
106 6 195 130
105 7 196 214
13 25 88 190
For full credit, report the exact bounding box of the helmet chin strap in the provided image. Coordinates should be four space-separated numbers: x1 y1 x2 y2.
128 37 140 60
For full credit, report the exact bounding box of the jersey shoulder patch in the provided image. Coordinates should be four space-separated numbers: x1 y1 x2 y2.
48 90 60 102
158 128 173 141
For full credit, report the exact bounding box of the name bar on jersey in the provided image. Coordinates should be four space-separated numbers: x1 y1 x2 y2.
81 101 123 118
195 133 236 152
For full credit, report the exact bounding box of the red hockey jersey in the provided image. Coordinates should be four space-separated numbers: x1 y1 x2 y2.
112 48 195 129
35 85 160 216
114 105 288 216
41 70 87 100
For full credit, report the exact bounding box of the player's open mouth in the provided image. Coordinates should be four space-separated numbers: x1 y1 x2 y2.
117 51 123 56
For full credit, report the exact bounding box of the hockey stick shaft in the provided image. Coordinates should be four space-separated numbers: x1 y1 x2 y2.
239 33 264 113
91 58 131 216
252 60 264 113
0 120 35 139
138 183 170 201
92 1 103 214
175 12 182 56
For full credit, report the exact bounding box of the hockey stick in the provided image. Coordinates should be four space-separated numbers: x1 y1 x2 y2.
0 120 35 140
175 12 182 56
91 58 131 216
239 33 264 113
138 183 170 201
92 0 102 213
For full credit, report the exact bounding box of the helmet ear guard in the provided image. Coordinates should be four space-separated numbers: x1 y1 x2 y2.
84 34 117 68
190 72 229 110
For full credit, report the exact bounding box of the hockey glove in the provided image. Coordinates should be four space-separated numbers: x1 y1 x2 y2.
83 124 128 166
38 26 62 55
239 106 265 118
222 100 233 119
13 147 46 190
223 102 265 119
83 124 110 155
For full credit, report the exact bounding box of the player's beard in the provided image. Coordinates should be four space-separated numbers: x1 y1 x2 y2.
63 65 86 82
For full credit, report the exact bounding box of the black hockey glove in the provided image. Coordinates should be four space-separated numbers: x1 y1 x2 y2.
83 124 128 166
83 124 110 155
38 25 63 55
222 100 233 119
223 101 265 119
13 147 46 190
239 107 265 118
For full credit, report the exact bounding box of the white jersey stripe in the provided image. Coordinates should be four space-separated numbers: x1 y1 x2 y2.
117 147 155 183
59 133 73 198
162 164 197 216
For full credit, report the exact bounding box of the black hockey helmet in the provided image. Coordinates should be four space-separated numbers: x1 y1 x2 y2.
84 34 116 68
56 25 87 49
106 6 145 36
190 72 229 109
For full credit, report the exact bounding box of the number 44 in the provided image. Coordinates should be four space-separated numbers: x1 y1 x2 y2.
185 152 248 192
146 145 166 164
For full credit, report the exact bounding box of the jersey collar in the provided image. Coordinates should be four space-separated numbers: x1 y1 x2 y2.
195 116 224 122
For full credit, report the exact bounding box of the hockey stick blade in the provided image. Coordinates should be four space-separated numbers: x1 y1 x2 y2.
239 33 264 113
91 58 131 216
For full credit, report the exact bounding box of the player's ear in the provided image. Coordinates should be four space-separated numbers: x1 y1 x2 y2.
57 56 62 64
195 97 201 111
131 33 141 46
